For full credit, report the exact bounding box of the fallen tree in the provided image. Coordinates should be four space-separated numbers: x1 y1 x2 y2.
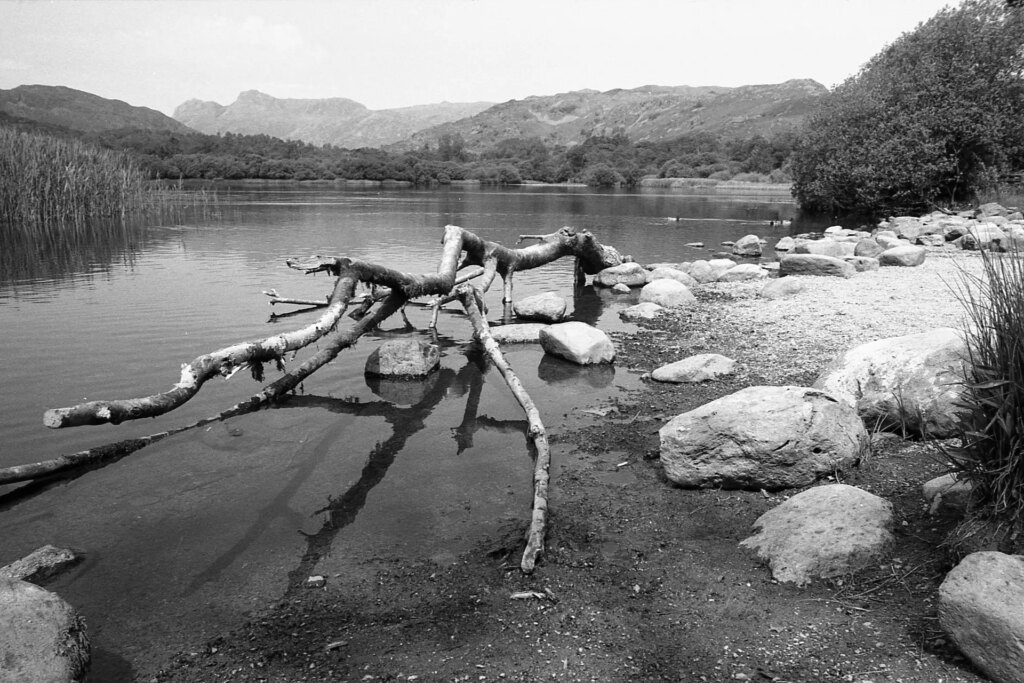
20 224 628 573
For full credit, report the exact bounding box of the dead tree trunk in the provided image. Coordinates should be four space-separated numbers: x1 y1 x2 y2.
29 224 627 573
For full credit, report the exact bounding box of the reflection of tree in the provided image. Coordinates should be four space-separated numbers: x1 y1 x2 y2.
283 349 529 593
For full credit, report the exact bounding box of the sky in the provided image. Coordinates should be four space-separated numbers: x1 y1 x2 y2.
0 0 957 116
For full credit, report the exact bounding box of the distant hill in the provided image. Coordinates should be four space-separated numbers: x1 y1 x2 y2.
0 85 191 134
173 90 494 148
393 79 828 152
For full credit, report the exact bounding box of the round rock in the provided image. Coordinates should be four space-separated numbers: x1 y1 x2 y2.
0 579 91 682
539 322 615 365
365 339 440 377
651 353 736 383
740 484 894 586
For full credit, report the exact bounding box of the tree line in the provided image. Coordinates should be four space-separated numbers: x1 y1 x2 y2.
85 127 797 187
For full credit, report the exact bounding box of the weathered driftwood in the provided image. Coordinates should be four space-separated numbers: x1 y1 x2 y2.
32 224 625 572
456 285 550 572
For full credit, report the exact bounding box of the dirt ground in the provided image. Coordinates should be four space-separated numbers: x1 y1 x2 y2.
152 255 989 683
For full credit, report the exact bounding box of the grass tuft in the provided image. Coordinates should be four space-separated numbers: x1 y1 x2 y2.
949 246 1024 542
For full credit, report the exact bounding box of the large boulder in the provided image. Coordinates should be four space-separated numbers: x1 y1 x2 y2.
651 353 736 383
812 328 966 438
595 262 648 287
689 259 737 283
659 386 868 490
0 579 90 682
646 266 699 288
365 339 440 377
489 323 549 344
779 254 856 278
718 264 768 282
513 291 566 323
539 322 615 365
955 223 1008 251
740 484 893 586
879 245 927 267
731 234 763 257
939 552 1024 683
890 216 928 241
639 279 697 309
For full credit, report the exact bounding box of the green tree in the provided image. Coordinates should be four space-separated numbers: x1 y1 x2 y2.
792 0 1024 215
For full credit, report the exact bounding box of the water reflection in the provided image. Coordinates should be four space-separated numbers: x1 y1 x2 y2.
281 350 529 592
537 354 616 389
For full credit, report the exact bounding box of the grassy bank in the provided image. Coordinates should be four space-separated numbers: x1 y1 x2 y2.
640 176 793 196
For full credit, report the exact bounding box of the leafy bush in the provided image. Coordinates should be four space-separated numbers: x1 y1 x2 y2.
950 247 1024 538
581 164 625 187
792 0 1024 215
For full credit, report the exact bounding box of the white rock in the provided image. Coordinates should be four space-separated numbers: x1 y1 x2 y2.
651 354 736 383
639 279 697 309
595 262 648 287
732 234 763 257
879 245 927 267
813 328 966 438
760 278 804 300
718 264 768 282
539 322 615 365
620 302 665 321
611 283 631 293
740 484 893 586
489 323 549 344
646 267 699 288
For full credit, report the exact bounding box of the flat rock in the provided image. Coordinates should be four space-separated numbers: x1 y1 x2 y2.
659 386 868 490
740 484 894 586
365 339 440 377
595 262 647 287
879 245 927 267
0 579 90 682
813 328 966 438
639 279 696 309
760 278 804 300
939 552 1024 683
718 264 768 282
0 546 80 583
651 353 736 383
779 254 856 278
793 239 847 258
646 267 698 288
489 323 549 344
620 302 665 321
513 291 566 323
539 322 615 365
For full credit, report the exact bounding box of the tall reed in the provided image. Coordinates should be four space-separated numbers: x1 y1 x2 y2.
950 247 1024 534
0 127 153 238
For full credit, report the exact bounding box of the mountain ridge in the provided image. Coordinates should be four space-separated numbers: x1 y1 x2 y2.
0 84 191 134
173 91 494 149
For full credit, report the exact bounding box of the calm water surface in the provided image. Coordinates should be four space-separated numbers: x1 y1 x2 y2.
0 184 811 679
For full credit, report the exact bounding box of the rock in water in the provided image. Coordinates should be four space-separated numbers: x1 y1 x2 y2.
659 386 867 490
539 322 615 365
740 484 893 586
594 262 647 287
939 552 1024 683
513 291 566 323
489 323 549 344
365 339 440 377
0 579 90 682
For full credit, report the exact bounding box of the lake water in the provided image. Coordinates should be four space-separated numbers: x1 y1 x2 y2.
0 183 813 679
